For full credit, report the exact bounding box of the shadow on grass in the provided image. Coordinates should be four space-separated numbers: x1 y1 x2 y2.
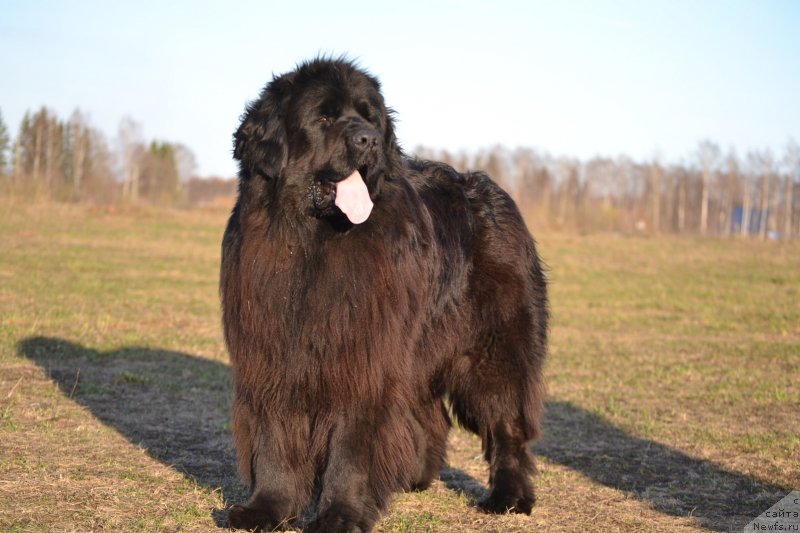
438 466 488 504
535 401 789 531
439 402 788 531
17 336 245 527
19 336 789 532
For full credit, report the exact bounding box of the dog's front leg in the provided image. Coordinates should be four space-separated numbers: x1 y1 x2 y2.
306 406 414 533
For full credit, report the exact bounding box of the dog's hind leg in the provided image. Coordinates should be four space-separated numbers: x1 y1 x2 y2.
448 385 539 514
447 316 545 515
478 418 537 514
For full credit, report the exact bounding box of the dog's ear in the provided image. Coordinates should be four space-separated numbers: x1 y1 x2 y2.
233 75 293 179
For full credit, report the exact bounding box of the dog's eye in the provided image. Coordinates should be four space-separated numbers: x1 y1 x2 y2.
318 115 331 125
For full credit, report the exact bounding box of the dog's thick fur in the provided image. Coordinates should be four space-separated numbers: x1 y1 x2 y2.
220 58 548 532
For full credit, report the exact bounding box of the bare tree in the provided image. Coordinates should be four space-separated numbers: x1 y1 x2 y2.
676 165 688 233
139 141 181 204
758 150 774 241
613 155 634 230
85 133 115 199
12 108 64 197
512 148 543 218
553 157 579 228
67 110 90 201
649 157 663 233
663 166 677 232
0 108 10 178
581 155 628 231
119 117 143 202
742 151 760 237
720 149 741 236
478 146 510 189
173 143 198 184
31 113 43 185
696 140 721 235
66 111 117 203
12 112 30 187
783 139 799 240
44 115 56 191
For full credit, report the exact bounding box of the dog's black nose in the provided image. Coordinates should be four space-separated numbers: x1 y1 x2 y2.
351 128 379 150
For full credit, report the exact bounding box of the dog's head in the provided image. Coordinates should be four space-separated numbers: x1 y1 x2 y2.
234 58 403 223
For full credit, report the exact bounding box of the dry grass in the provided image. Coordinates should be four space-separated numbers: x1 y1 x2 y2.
1 201 798 532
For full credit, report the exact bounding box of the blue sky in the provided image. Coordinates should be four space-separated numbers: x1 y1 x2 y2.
1 0 798 177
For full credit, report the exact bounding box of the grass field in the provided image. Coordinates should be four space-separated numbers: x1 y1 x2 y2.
1 201 798 532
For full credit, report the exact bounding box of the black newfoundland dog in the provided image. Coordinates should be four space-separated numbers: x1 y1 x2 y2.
220 58 548 532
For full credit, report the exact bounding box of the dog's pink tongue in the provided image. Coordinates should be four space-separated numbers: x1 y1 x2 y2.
335 170 373 224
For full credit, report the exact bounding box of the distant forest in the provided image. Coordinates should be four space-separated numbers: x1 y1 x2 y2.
1 106 798 239
0 107 236 208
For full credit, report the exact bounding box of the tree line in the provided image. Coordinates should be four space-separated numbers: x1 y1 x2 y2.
0 106 208 205
1 106 798 238
417 141 799 239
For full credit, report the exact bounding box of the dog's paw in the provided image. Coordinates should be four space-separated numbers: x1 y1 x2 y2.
479 490 534 515
228 503 282 531
305 504 368 533
479 470 535 515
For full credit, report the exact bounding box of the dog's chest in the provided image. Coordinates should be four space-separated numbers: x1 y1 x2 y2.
241 228 426 353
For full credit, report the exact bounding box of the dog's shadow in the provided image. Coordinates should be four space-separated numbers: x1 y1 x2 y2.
534 402 789 531
19 336 790 532
17 336 246 527
440 404 788 531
